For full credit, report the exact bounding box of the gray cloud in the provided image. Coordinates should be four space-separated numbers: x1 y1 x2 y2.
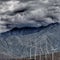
0 0 60 33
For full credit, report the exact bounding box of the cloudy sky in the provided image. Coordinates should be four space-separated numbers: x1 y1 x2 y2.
0 0 60 33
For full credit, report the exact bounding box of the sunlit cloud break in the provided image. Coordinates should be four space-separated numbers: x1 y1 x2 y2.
0 0 60 33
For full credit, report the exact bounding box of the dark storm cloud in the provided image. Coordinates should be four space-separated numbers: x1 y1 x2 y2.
0 0 60 33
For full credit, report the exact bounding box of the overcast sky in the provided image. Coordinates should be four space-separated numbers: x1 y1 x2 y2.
0 0 60 33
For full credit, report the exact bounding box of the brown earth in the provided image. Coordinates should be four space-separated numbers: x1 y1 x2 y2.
0 52 60 60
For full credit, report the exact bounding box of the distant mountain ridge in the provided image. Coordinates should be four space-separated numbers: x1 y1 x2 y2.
0 23 60 58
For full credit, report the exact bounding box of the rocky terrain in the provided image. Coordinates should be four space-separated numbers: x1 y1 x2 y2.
0 23 60 58
0 0 60 59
